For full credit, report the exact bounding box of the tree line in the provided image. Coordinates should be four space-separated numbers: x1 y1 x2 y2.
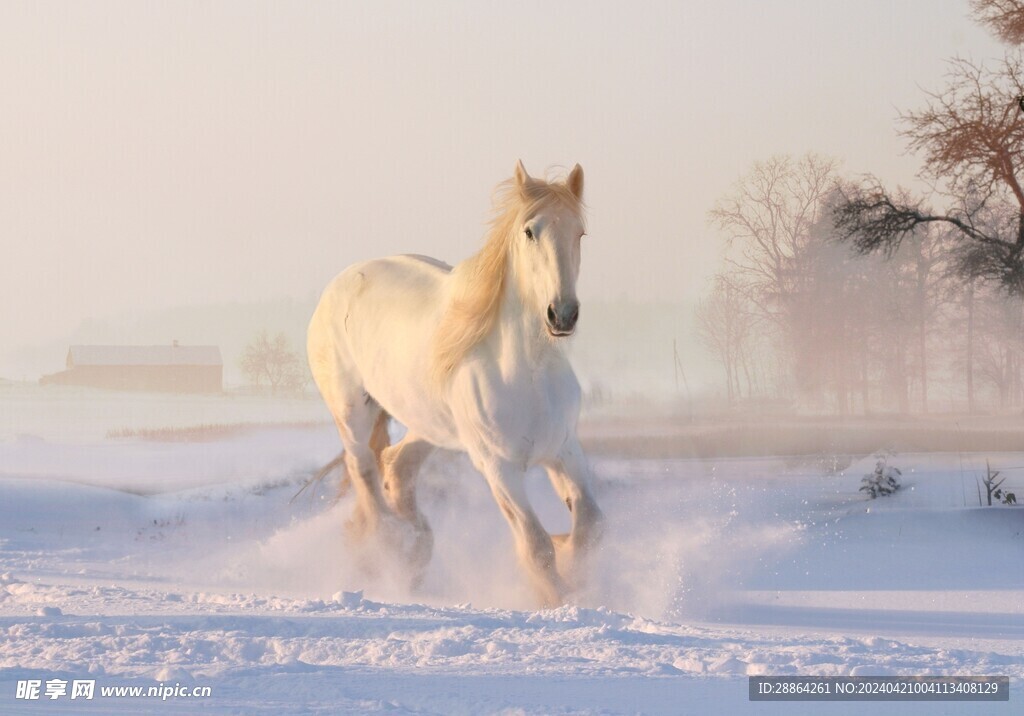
697 1 1024 414
697 154 1024 413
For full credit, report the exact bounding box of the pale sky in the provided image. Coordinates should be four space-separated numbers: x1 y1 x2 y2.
0 0 1006 357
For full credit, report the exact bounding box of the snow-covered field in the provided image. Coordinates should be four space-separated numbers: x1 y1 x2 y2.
0 385 1021 714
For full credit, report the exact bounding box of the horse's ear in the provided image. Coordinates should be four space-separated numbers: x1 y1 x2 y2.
514 160 530 188
567 164 584 200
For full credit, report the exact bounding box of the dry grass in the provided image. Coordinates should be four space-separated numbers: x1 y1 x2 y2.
106 421 327 442
579 416 1024 459
105 412 1024 459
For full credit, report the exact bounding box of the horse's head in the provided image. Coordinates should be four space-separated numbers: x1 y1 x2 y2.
509 160 586 338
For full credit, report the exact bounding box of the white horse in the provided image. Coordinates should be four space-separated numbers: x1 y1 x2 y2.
307 161 602 606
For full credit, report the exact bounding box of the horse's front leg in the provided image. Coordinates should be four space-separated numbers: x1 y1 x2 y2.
543 437 604 588
473 455 566 607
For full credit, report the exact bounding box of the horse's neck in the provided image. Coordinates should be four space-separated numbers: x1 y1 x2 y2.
491 275 558 371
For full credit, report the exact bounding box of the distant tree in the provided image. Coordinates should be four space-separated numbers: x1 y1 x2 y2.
942 276 994 413
240 330 306 395
834 55 1024 294
711 154 840 325
966 279 978 412
886 227 950 412
874 251 918 413
709 154 843 404
972 0 1024 44
799 223 913 415
694 275 756 403
974 289 1024 407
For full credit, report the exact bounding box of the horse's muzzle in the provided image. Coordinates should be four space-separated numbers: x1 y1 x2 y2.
546 301 579 337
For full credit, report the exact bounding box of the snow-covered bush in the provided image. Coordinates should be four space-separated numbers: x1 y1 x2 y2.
861 458 901 498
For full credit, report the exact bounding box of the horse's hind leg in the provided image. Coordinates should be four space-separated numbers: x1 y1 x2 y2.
330 395 390 540
308 311 385 535
379 434 435 585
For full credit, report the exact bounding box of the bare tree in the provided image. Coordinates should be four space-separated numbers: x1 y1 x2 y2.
240 330 306 396
834 56 1024 294
711 154 840 323
694 275 756 404
972 0 1024 44
710 154 843 404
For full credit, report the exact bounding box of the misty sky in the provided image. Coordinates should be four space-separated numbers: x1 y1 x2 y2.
0 0 1006 358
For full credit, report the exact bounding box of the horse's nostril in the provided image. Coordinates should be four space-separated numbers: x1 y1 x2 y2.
547 304 557 325
569 304 579 325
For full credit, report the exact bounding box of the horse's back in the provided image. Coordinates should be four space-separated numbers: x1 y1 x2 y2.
311 253 449 351
308 254 459 445
400 253 453 273
315 251 445 308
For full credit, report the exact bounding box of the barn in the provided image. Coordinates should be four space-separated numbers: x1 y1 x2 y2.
41 343 223 394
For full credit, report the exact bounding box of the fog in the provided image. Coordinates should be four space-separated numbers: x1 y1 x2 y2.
0 1 1007 398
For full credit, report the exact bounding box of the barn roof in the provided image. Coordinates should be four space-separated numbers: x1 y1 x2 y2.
68 345 222 367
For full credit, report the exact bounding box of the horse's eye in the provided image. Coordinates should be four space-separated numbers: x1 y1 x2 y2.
525 227 534 240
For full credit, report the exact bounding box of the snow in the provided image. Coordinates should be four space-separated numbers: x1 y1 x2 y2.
0 386 1022 713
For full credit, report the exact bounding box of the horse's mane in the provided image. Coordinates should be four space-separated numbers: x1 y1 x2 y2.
431 171 583 388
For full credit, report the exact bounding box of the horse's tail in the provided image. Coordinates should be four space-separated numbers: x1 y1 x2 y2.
291 409 391 505
291 450 348 504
